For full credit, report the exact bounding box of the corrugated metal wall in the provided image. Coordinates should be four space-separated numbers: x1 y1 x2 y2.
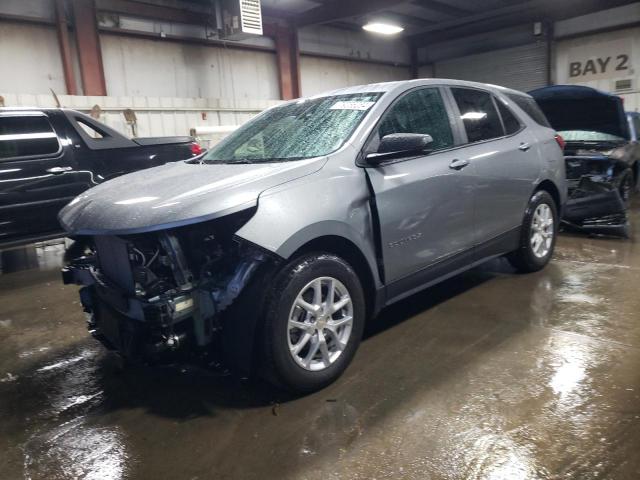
418 64 434 79
0 20 411 138
0 21 411 102
300 56 410 97
0 92 282 143
434 43 549 92
0 23 67 95
299 25 411 65
100 35 281 100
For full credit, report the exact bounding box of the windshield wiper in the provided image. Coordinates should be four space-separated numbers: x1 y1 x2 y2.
200 158 253 164
200 157 303 164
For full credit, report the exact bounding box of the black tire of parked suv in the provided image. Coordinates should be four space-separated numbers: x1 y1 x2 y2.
618 168 634 206
507 190 558 273
261 253 365 394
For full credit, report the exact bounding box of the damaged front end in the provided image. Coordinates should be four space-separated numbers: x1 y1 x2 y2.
562 144 631 237
62 209 279 365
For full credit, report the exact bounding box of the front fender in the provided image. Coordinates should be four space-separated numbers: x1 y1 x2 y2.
235 169 382 288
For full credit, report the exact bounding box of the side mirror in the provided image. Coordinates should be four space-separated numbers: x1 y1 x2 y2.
366 133 433 164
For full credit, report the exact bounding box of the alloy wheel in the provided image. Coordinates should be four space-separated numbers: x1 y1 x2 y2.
287 276 353 371
530 203 554 259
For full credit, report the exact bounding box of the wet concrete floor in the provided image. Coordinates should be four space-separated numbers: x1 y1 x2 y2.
1 205 639 480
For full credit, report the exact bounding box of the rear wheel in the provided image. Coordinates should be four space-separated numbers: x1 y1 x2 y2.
261 253 365 393
507 190 558 273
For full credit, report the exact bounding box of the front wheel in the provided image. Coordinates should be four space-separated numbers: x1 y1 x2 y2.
618 168 634 206
507 190 558 273
261 253 365 393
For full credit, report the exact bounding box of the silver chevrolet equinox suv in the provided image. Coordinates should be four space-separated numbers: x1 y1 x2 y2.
61 79 567 393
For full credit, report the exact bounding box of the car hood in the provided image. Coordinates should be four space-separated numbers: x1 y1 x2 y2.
59 158 326 235
529 85 630 140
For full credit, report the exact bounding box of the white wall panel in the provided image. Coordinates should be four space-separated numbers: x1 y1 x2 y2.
555 27 640 111
0 23 66 95
100 35 280 100
300 56 410 97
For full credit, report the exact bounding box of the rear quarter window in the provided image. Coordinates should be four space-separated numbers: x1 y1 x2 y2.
496 101 522 135
0 114 60 160
506 94 551 128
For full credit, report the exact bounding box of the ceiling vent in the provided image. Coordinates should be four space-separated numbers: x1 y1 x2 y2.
219 0 262 40
614 78 633 93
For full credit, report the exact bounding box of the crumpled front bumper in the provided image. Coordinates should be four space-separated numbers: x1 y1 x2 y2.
563 176 629 237
62 264 196 359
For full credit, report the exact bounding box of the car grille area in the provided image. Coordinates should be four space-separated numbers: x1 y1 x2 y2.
94 235 135 294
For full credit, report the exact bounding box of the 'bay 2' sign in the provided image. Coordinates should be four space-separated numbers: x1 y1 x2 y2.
569 55 629 78
567 38 632 82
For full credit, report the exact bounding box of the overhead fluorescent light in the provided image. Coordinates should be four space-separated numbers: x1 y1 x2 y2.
362 22 404 35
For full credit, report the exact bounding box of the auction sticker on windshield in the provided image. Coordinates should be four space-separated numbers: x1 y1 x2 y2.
330 101 376 111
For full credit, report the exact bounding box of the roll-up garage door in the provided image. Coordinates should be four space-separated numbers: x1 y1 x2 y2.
434 42 548 92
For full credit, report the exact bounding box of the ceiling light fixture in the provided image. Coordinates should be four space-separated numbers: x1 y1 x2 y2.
362 22 404 35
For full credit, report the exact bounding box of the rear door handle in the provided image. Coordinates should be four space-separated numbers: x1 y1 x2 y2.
46 166 73 174
519 142 531 152
449 158 470 170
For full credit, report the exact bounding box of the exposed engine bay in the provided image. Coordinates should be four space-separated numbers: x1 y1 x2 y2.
62 209 279 365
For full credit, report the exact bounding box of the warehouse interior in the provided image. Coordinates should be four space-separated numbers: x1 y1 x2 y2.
1 1 640 479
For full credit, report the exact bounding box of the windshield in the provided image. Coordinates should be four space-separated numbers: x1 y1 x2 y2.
202 93 382 164
559 130 626 142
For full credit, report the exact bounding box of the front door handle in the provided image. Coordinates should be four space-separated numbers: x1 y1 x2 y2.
518 142 531 152
46 166 73 174
449 158 470 170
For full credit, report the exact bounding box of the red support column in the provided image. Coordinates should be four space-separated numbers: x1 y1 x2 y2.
72 0 107 96
55 0 78 95
274 24 301 100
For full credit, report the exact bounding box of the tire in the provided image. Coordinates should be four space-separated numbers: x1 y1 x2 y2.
507 190 558 273
618 168 634 206
261 253 365 393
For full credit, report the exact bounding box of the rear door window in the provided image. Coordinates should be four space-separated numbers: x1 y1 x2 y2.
506 94 551 127
0 114 60 160
451 88 504 143
374 87 454 151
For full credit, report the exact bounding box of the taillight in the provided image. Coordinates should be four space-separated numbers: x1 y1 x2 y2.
190 142 203 156
554 134 565 151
